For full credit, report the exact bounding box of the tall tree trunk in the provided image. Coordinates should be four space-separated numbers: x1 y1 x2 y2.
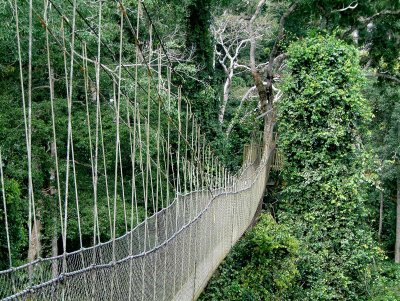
50 140 59 277
248 0 269 150
48 67 59 276
378 189 384 242
52 226 58 276
27 218 41 262
395 178 400 263
248 0 296 154
219 74 232 124
27 217 41 280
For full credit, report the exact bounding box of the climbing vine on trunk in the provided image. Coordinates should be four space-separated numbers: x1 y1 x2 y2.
277 35 383 299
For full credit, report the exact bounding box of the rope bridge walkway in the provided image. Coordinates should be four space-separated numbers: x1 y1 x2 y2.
0 0 274 300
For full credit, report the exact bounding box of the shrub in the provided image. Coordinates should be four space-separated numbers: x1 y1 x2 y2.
200 213 299 301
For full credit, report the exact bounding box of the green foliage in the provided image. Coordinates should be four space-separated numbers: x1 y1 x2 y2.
186 0 214 75
200 213 299 301
0 0 185 266
366 80 400 180
0 179 27 270
363 78 400 255
282 0 400 76
277 35 382 299
369 262 400 301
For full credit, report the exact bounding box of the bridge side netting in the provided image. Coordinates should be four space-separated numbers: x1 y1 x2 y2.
1 158 270 300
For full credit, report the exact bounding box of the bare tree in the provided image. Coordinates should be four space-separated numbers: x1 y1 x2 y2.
213 15 250 124
212 3 271 125
212 0 296 149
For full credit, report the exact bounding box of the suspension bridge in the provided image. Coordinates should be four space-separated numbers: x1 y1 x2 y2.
0 0 274 300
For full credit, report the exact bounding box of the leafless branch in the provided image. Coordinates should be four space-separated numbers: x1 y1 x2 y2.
212 6 270 123
268 2 297 67
375 72 400 84
359 9 400 23
332 2 358 13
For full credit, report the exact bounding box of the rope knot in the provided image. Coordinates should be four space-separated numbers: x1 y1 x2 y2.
38 16 47 29
117 2 127 16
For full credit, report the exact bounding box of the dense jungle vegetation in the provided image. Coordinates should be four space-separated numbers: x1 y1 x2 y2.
0 0 399 300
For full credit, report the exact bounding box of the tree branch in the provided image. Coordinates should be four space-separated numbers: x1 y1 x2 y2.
332 2 358 13
376 73 400 84
269 2 297 66
272 53 286 70
360 9 400 23
250 0 267 25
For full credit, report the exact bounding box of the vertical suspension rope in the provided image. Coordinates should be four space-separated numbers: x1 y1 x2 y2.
129 0 142 298
179 91 190 288
156 46 162 211
77 45 91 300
119 141 129 233
186 107 194 282
69 106 88 298
130 96 138 230
166 66 171 207
183 103 189 194
112 1 124 264
128 91 138 301
111 1 126 291
70 124 83 249
13 0 32 265
99 92 113 239
133 0 141 231
176 88 182 195
202 136 207 191
28 0 40 260
191 126 198 298
146 61 156 217
172 86 182 295
142 65 154 300
93 0 103 251
119 3 137 243
82 45 99 250
15 0 40 270
44 0 65 263
92 56 101 301
152 46 162 301
162 65 172 301
61 1 77 299
0 150 12 268
136 3 149 299
137 105 149 298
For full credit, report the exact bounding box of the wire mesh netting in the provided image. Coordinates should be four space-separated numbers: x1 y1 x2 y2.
0 155 272 300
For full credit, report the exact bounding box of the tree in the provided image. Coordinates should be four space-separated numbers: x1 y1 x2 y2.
210 0 296 167
212 8 271 125
366 80 400 263
278 35 381 299
199 213 299 301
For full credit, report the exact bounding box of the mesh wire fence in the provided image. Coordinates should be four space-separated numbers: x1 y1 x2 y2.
0 155 271 301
